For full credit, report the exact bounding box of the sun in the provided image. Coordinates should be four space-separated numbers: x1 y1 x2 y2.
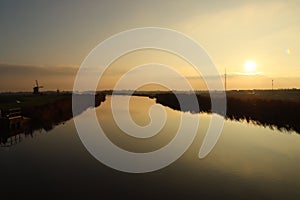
244 60 257 73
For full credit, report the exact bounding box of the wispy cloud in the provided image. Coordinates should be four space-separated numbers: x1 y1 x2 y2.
233 72 264 76
0 62 78 91
0 62 78 76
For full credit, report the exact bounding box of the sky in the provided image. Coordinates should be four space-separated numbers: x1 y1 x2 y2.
0 0 299 91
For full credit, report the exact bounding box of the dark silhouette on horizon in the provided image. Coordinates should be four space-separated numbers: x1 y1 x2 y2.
0 93 105 146
33 80 43 94
153 90 300 134
1 89 299 147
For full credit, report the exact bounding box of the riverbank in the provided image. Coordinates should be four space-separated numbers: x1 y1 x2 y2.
0 92 106 133
150 90 300 134
1 89 299 135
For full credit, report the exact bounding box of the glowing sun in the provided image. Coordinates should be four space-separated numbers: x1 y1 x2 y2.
244 60 257 73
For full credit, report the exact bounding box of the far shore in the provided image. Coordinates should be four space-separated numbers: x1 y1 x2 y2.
0 89 299 135
109 89 300 134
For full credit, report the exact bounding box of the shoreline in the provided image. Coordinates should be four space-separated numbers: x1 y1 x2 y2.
1 89 299 135
0 93 106 143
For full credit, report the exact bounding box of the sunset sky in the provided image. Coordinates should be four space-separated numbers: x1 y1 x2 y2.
0 0 299 91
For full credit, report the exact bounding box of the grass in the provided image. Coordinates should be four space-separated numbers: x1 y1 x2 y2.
0 92 71 112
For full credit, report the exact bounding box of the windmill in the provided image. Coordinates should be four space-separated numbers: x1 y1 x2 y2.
33 80 43 94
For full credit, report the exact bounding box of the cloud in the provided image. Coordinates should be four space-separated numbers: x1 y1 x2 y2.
0 62 78 76
232 72 264 76
184 72 300 90
0 62 299 92
0 62 78 91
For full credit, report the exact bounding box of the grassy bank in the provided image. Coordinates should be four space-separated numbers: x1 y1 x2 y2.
152 90 300 134
0 92 106 133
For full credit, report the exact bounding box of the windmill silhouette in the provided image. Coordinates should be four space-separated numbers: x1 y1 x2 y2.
33 80 43 94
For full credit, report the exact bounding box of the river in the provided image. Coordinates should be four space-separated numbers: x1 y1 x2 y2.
0 96 299 199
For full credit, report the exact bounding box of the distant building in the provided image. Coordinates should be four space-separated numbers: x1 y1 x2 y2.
33 80 43 94
33 86 39 94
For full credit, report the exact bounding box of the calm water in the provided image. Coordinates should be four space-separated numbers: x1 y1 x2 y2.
1 96 300 199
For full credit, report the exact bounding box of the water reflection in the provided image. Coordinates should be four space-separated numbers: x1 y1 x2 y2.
94 96 300 199
2 91 299 147
1 95 300 199
154 93 300 134
0 116 31 146
0 94 105 146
